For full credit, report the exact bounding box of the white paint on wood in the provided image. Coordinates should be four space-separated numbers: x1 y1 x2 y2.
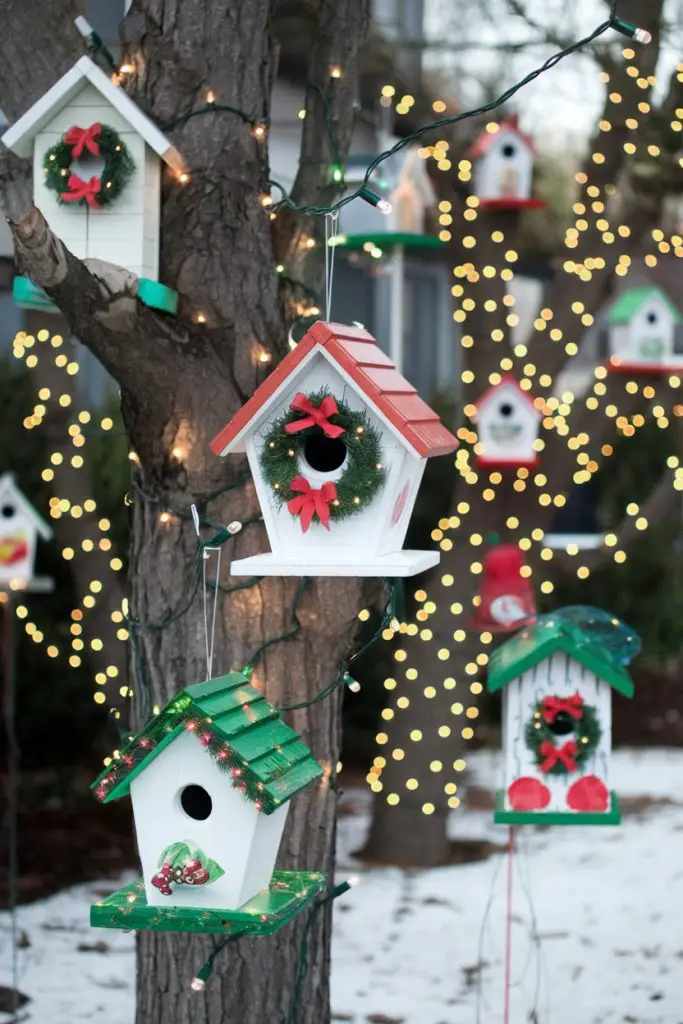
228 549 440 577
502 653 612 813
130 729 288 911
0 474 51 588
473 129 534 203
610 295 677 365
474 380 540 465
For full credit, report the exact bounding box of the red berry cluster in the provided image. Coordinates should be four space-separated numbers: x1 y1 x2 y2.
151 858 210 896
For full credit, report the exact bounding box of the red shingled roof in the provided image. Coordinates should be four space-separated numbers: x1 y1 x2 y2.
210 321 458 458
466 114 535 161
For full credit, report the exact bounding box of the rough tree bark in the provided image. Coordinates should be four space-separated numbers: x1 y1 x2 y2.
1 1 371 1022
362 0 680 866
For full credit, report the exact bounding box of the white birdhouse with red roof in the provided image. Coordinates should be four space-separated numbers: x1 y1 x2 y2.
466 116 542 209
0 474 52 589
210 321 458 577
472 376 540 469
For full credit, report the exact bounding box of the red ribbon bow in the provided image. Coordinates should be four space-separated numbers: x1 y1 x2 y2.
284 393 345 439
64 123 102 158
539 740 577 774
287 475 337 532
61 174 102 209
542 693 584 724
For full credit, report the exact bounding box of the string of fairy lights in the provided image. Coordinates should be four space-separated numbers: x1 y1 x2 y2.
369 49 683 807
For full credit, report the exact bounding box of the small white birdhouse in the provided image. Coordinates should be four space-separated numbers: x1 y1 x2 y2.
386 147 437 235
91 672 324 932
210 321 458 577
472 376 540 469
1 56 185 314
338 146 436 238
604 285 683 372
466 115 542 210
487 614 636 826
0 474 52 588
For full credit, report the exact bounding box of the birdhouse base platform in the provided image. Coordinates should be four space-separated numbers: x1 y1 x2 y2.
494 789 621 826
90 870 326 935
229 549 440 578
12 275 178 315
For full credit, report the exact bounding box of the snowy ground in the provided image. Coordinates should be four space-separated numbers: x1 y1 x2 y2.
2 748 683 1024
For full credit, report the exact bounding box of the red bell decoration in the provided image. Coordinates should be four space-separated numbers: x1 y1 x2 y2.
467 541 536 633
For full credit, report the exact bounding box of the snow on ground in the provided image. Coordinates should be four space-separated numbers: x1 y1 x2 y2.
2 749 683 1024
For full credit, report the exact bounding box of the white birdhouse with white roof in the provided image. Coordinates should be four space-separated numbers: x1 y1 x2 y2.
466 115 541 209
472 376 540 469
210 321 458 577
604 285 683 371
1 56 185 314
0 474 52 588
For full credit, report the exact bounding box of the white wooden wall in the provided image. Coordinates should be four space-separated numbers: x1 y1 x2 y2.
502 653 611 812
477 385 538 463
0 509 37 586
244 348 424 560
473 134 534 202
624 297 676 362
33 84 160 281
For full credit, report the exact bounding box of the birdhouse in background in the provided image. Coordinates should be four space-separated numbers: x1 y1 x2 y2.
1 56 185 314
604 285 683 372
472 376 540 468
387 147 437 234
337 146 436 238
467 540 536 633
210 321 458 578
487 610 638 825
91 672 326 934
0 474 52 588
466 115 544 210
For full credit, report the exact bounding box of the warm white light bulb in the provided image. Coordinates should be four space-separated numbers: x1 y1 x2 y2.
377 198 392 215
190 977 205 992
347 875 360 887
634 27 652 44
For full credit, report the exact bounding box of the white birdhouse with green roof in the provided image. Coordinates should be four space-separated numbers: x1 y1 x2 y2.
487 609 638 827
90 672 325 935
605 285 682 370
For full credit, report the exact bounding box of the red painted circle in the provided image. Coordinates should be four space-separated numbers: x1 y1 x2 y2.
507 776 551 811
566 774 609 812
391 482 410 527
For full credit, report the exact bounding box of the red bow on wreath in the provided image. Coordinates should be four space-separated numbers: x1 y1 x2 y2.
284 394 345 439
64 123 102 158
287 475 337 532
539 739 577 773
61 174 101 209
542 693 584 724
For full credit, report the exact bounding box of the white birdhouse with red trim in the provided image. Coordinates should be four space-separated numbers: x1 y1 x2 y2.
472 376 540 469
1 56 184 314
466 115 543 210
0 474 52 588
210 321 458 577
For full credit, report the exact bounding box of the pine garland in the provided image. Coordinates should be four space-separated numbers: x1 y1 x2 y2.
260 388 386 524
525 699 602 775
43 124 135 207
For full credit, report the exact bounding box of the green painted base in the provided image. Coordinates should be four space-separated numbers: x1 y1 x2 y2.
494 789 622 826
90 870 326 934
328 232 444 252
13 276 57 311
138 278 178 314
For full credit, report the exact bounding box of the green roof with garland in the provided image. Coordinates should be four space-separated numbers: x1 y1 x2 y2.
487 617 635 698
605 285 682 325
92 672 323 814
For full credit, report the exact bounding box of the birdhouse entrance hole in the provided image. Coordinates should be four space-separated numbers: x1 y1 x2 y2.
502 143 516 158
547 712 575 736
70 153 106 183
499 403 513 417
302 433 347 474
647 311 658 324
1 505 15 519
180 784 213 821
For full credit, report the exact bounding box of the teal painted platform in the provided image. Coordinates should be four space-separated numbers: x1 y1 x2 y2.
13 276 57 311
13 275 178 315
91 870 326 935
494 789 622 826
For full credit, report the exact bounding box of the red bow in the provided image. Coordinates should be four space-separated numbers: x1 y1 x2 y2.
61 174 101 209
539 740 577 774
287 475 337 532
64 123 102 158
542 693 584 724
284 394 345 439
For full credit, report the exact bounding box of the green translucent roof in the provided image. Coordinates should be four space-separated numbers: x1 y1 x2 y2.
92 672 323 814
605 286 682 325
487 618 634 697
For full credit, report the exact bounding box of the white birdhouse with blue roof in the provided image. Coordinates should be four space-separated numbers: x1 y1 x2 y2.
0 474 52 588
605 285 683 371
91 672 326 935
1 55 184 314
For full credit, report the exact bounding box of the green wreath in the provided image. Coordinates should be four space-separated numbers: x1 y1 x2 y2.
43 122 135 209
260 388 386 528
524 694 601 776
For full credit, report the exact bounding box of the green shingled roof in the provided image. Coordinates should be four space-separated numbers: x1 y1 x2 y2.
92 672 323 814
605 286 682 325
487 618 634 698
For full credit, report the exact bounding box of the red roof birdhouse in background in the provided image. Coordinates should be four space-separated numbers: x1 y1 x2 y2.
466 115 545 211
471 376 541 469
210 321 458 578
